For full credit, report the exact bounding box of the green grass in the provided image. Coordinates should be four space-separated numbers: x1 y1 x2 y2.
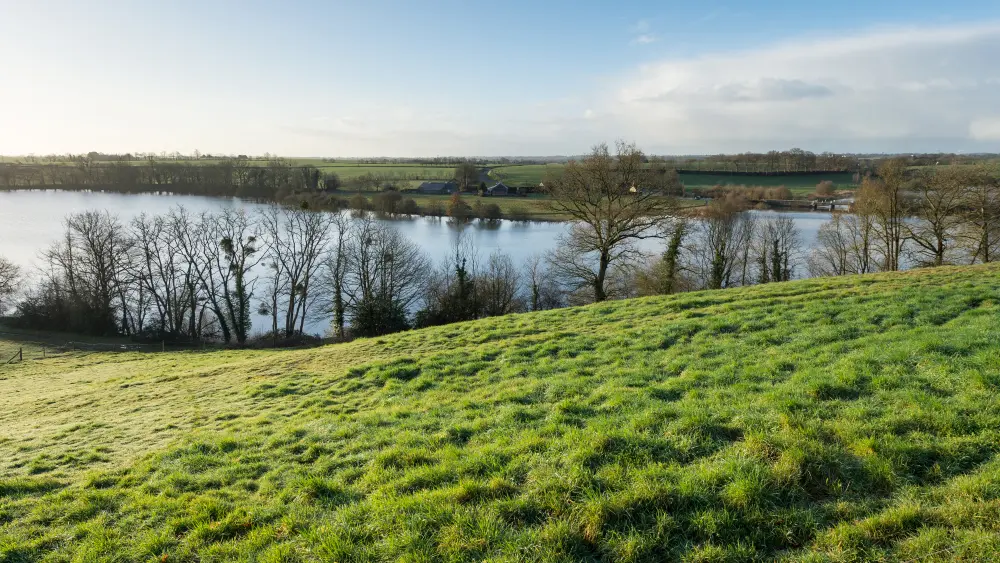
2 266 1000 561
312 163 456 181
491 165 856 194
678 172 856 193
491 163 567 185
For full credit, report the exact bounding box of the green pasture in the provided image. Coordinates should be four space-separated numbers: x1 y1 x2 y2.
2 265 1000 560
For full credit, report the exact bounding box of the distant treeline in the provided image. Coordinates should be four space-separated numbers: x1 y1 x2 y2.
676 169 854 177
0 157 335 199
666 150 998 175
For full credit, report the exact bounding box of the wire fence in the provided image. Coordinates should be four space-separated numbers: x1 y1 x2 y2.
0 341 65 365
0 329 347 368
0 332 170 368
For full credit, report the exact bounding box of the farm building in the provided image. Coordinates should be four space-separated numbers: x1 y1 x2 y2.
417 181 458 194
485 182 515 196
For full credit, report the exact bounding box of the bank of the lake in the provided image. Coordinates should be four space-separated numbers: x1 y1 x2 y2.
0 190 834 336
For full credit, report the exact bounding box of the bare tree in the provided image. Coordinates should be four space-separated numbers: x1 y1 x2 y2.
546 141 680 302
957 164 1000 264
0 256 21 315
261 205 332 336
346 216 429 336
132 213 198 338
810 210 880 277
167 207 212 340
754 216 802 283
324 212 353 339
862 160 907 271
41 211 135 335
524 254 564 311
199 209 265 344
692 199 756 290
418 232 480 326
809 213 853 277
636 219 690 295
907 167 966 267
480 250 523 317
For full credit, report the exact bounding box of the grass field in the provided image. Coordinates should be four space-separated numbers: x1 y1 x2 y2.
679 172 856 192
311 163 455 181
3 265 1000 560
491 165 857 193
491 164 567 185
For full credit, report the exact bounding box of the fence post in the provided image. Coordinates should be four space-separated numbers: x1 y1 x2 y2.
18 347 22 362
162 340 165 353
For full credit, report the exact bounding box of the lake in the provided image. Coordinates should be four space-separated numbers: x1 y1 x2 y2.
0 190 835 334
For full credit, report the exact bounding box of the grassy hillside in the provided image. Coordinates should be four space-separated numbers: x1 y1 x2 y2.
2 266 1000 561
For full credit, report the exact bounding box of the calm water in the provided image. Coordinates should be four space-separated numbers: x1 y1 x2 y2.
0 191 833 334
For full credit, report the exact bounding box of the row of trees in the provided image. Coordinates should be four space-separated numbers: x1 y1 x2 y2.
0 156 338 198
1 203 568 342
672 149 860 174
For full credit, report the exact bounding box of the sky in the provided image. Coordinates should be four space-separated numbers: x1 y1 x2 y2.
1 0 999 157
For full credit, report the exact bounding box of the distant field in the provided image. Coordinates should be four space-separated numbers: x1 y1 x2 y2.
314 163 455 181
491 163 566 184
679 172 856 190
491 165 856 192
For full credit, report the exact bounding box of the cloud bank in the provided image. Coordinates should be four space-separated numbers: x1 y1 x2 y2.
284 22 1000 156
610 23 1000 153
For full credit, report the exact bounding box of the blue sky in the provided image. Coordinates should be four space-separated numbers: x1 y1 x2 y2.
2 0 999 156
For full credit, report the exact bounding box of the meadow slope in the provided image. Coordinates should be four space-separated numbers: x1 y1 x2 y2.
2 266 1000 561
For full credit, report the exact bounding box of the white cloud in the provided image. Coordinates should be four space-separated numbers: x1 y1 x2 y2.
631 34 659 45
970 118 1000 140
629 20 658 46
610 23 1000 153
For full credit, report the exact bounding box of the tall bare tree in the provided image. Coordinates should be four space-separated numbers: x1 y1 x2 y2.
325 213 353 340
754 216 801 283
694 199 755 290
132 213 196 337
0 256 21 315
636 219 690 295
907 167 966 267
547 141 679 302
957 164 1000 264
524 254 564 311
346 216 429 336
261 205 332 336
40 211 135 335
479 250 523 317
862 159 907 271
167 207 212 340
199 209 265 344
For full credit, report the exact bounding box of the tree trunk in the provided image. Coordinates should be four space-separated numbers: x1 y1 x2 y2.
594 251 610 302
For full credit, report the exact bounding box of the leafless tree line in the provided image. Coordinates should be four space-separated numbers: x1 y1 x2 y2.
808 160 1000 276
4 206 567 343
